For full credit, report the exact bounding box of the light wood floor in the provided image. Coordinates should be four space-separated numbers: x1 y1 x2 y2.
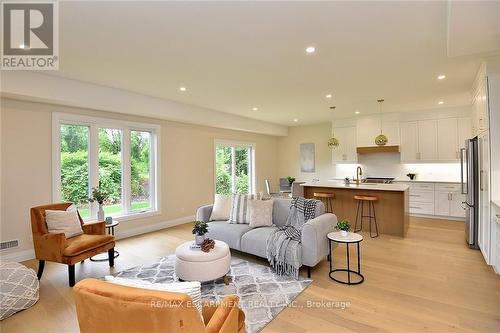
1 217 499 332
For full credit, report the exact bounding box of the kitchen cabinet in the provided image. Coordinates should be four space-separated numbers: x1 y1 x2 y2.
472 77 489 136
434 183 465 218
331 126 357 163
458 117 472 148
478 132 491 264
356 115 400 147
418 120 438 160
437 118 459 160
400 121 418 161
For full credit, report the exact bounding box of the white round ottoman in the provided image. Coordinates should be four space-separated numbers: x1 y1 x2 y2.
175 240 231 283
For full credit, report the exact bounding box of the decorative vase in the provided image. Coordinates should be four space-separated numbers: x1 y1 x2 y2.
98 204 105 221
340 230 348 237
195 234 206 245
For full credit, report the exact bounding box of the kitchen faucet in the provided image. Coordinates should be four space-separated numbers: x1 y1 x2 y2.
356 166 363 185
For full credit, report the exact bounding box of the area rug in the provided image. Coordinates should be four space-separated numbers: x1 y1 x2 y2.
114 255 312 333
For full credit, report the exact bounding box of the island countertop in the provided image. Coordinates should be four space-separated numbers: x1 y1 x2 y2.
300 181 409 192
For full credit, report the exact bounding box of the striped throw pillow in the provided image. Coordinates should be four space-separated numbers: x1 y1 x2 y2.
229 194 255 224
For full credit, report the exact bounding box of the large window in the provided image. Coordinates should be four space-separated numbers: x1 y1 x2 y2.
53 113 159 221
215 141 255 195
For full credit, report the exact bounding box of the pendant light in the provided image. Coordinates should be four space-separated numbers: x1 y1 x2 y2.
375 99 388 146
328 106 339 149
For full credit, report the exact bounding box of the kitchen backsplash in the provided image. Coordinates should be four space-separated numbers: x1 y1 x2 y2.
334 152 461 182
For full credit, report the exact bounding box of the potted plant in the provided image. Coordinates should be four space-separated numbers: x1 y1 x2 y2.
406 173 416 180
192 221 209 245
335 219 351 237
87 187 109 221
287 176 296 186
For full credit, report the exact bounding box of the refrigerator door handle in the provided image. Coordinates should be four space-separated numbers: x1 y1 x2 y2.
460 147 467 194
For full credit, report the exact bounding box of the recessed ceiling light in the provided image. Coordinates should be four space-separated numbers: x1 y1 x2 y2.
437 74 446 80
438 101 444 105
293 118 299 122
305 46 315 54
179 86 187 92
325 94 332 99
355 111 360 114
252 107 259 111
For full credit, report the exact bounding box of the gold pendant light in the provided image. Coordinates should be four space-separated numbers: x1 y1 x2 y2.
328 106 340 149
375 99 388 146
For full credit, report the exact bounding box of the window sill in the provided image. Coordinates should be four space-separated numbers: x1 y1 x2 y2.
114 210 161 222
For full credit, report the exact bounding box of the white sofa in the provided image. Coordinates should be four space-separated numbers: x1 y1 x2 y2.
196 198 338 277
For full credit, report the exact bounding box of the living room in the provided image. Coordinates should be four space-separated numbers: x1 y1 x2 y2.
1 1 500 333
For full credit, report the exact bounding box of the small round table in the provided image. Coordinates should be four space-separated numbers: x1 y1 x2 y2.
328 231 364 285
90 221 120 262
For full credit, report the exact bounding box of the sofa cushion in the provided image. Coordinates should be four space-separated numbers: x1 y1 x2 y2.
272 198 325 227
63 234 114 256
248 199 274 228
206 221 251 250
209 194 231 221
240 227 277 258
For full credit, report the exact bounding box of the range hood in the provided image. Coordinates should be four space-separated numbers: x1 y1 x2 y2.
356 145 400 154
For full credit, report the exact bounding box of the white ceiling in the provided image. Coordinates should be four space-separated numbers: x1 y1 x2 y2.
45 1 499 126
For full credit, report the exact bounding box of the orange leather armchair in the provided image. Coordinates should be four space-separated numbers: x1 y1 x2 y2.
30 202 115 287
74 279 246 333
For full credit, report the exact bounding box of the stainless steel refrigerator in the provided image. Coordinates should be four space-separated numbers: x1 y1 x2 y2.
461 137 479 249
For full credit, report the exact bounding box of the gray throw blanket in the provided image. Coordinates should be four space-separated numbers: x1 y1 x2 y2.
266 197 318 278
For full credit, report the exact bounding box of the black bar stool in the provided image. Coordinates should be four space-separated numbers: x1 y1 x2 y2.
354 195 379 238
313 192 335 213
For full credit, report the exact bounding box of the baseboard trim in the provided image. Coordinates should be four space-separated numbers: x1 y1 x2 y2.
0 215 194 263
115 215 195 240
0 249 36 263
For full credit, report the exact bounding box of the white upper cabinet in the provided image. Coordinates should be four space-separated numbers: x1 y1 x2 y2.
472 77 489 136
437 118 458 160
331 126 357 163
458 117 472 148
418 120 438 161
400 117 472 162
356 115 400 147
400 121 418 161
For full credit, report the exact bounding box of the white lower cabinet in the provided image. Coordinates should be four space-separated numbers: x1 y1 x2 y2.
400 182 465 219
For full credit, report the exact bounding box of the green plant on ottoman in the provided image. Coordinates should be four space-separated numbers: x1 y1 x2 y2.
335 219 351 237
192 221 208 245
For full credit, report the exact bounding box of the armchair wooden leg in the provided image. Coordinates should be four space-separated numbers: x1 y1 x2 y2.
307 266 311 278
37 260 45 280
108 248 114 267
68 265 75 287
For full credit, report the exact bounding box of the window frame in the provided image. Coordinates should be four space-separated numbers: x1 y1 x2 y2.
213 139 256 195
52 113 161 222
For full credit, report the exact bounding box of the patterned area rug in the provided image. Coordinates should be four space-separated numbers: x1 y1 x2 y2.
114 255 312 333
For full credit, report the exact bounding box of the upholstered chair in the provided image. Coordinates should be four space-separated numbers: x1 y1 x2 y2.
74 279 246 333
30 202 115 287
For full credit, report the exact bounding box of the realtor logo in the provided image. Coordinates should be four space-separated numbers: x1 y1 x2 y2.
1 1 58 70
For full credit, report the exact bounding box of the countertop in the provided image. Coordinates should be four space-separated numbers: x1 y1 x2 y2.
328 178 460 184
301 181 409 192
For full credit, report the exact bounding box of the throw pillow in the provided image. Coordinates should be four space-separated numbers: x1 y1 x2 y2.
229 194 255 224
45 209 83 238
104 276 202 317
209 194 232 221
248 199 274 228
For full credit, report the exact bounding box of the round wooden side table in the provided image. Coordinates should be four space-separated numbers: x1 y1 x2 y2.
90 221 120 262
328 231 364 285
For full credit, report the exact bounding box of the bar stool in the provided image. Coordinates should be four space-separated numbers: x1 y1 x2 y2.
353 195 379 238
313 192 335 213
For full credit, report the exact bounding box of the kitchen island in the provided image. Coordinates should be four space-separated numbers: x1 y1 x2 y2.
301 181 409 237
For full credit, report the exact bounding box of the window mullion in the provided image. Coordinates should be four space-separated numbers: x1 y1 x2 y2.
231 146 236 194
89 124 99 220
122 129 131 215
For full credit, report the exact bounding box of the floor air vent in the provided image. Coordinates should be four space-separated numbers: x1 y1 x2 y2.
0 240 19 250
